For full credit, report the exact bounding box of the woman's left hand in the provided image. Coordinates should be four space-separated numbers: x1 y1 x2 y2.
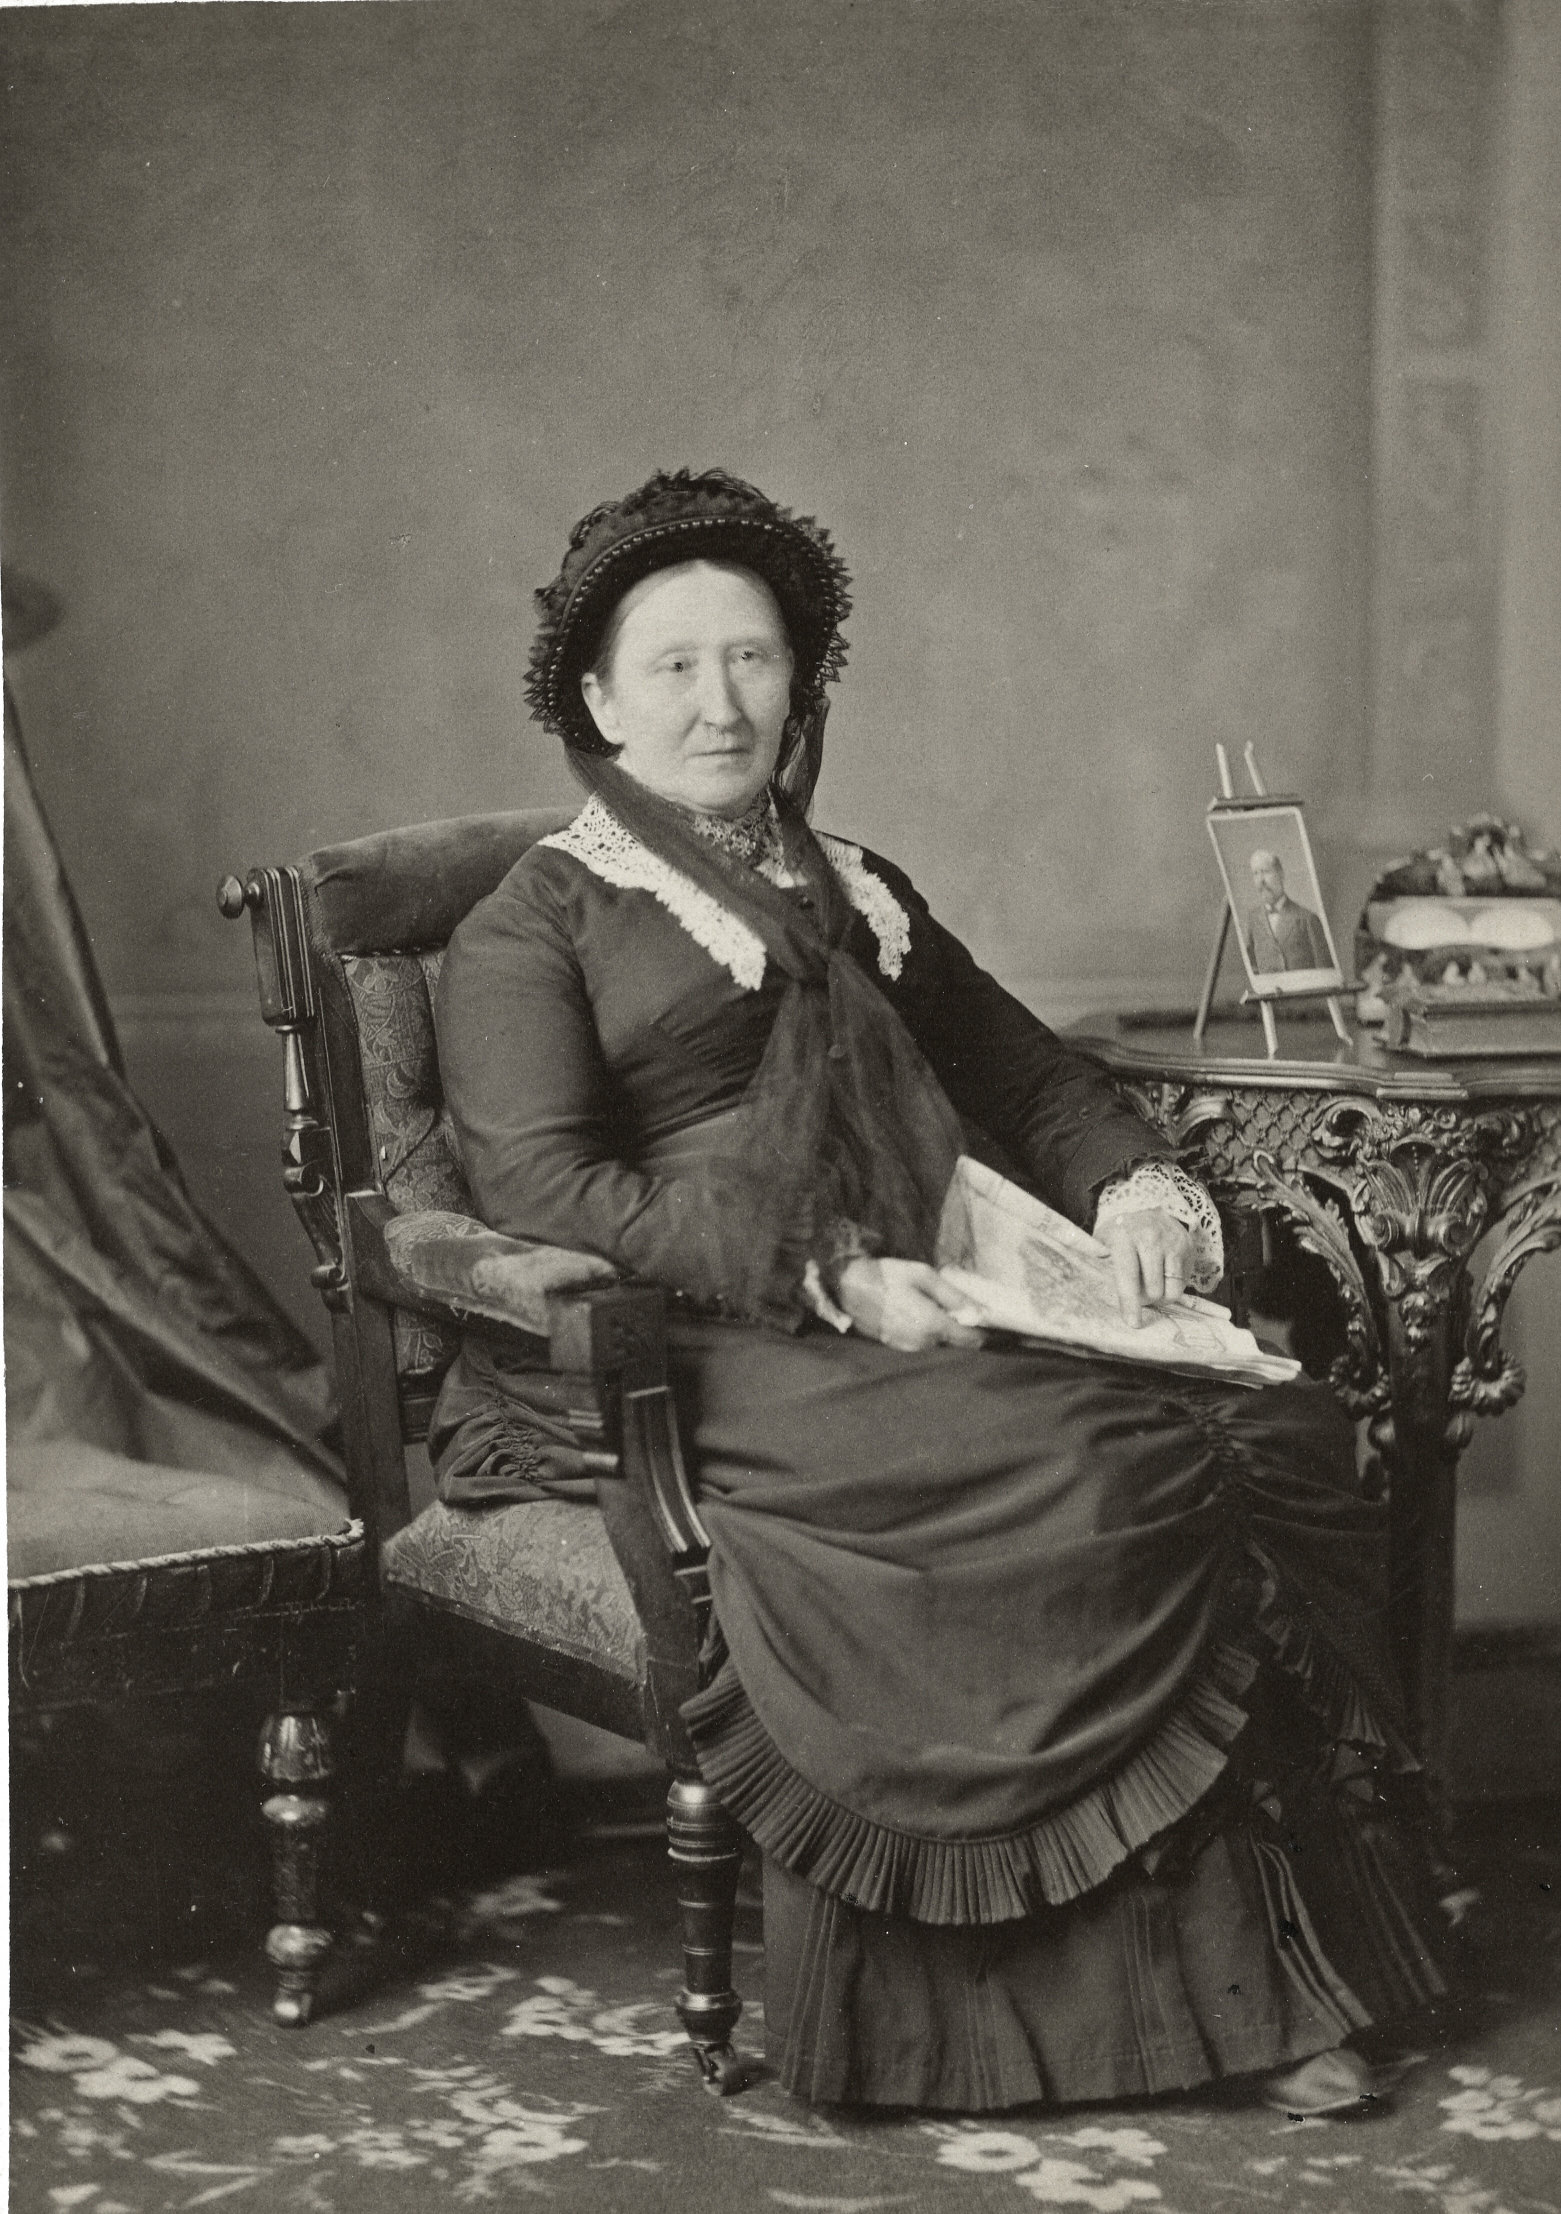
1094 1208 1196 1328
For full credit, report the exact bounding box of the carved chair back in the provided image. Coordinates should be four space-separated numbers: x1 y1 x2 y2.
224 806 718 1755
227 810 571 1546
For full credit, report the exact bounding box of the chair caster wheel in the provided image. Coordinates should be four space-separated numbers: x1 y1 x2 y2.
695 2043 746 2095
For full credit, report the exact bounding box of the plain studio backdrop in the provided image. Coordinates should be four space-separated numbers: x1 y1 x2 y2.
2 0 1557 1660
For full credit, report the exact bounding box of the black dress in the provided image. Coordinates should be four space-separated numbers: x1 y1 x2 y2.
429 802 1443 2109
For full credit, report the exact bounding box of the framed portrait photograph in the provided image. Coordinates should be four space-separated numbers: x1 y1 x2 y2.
1206 801 1345 998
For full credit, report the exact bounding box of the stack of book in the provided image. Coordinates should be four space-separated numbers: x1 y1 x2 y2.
1380 979 1561 1058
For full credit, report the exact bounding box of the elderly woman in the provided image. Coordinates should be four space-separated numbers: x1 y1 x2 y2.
430 469 1442 2116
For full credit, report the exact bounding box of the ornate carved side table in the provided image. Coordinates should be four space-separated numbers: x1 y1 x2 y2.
1074 1016 1561 1802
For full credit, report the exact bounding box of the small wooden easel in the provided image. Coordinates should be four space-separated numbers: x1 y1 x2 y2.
1194 743 1353 1058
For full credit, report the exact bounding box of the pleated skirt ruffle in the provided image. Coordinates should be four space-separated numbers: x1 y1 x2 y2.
760 1667 1445 2111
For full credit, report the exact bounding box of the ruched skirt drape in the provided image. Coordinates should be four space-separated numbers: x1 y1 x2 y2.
431 1318 1444 2110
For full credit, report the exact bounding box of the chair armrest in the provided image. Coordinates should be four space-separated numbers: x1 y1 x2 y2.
347 1197 704 1551
544 1277 714 1762
348 1193 710 1760
346 1191 618 1338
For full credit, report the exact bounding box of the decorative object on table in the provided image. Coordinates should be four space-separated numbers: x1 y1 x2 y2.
1354 815 1561 1038
1195 743 1351 1057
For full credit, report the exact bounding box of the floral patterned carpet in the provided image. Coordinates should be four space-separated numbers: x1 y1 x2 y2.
10 1718 1561 2214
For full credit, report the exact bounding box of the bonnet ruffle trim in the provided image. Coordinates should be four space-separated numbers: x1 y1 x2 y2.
525 467 852 751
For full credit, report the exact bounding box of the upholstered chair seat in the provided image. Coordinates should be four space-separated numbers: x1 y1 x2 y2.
7 1438 350 1584
381 1500 645 1687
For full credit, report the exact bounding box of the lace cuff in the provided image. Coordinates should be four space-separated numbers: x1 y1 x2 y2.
1092 1161 1224 1294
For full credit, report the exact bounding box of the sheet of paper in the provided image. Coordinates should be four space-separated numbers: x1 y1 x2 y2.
934 1156 1300 1389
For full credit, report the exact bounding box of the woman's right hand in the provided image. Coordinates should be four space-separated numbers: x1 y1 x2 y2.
836 1258 985 1352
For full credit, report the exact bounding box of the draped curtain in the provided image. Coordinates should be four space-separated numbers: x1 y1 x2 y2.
4 605 344 1579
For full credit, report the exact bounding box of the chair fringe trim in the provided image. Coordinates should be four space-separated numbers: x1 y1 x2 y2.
683 1640 1260 1927
7 1519 364 1593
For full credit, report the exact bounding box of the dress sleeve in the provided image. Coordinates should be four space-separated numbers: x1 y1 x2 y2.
434 866 743 1308
861 852 1174 1228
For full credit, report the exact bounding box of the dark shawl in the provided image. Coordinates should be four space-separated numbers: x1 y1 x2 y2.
564 755 972 1326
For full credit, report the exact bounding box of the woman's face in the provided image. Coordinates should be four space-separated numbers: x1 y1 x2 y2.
579 561 793 816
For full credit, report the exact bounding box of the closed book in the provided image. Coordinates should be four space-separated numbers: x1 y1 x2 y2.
1381 981 1561 1057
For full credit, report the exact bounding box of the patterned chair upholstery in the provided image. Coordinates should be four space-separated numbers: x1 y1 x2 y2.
223 809 747 2090
381 1496 645 1690
338 948 466 1376
334 920 645 1682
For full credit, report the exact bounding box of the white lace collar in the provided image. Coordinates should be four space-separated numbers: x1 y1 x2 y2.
537 794 910 992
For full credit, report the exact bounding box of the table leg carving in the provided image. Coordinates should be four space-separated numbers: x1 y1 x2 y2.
1319 1144 1490 1793
1452 1157 1561 1431
1102 1055 1560 1824
1246 1148 1387 1418
1345 1177 1481 1799
1270 1111 1500 1794
1128 1082 1558 1801
1238 1101 1550 1798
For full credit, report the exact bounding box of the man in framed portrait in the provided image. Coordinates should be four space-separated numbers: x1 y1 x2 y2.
1244 848 1333 973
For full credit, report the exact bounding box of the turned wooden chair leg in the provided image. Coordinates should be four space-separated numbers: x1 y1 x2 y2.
258 1707 336 2025
666 1774 745 2093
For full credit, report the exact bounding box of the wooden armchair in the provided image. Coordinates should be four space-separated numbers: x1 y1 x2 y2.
218 811 748 2091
